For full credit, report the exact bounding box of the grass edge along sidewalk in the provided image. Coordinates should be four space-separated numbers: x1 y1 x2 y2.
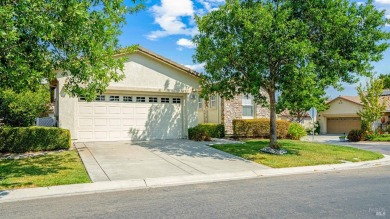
211 140 384 168
0 150 91 190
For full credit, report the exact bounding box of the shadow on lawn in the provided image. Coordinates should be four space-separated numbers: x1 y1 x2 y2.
0 154 72 189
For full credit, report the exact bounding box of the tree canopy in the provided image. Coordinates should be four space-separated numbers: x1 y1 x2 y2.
357 77 386 131
378 74 390 89
194 0 390 149
0 0 143 100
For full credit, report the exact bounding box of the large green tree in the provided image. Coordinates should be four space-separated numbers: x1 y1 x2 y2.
194 0 389 149
0 0 143 100
357 77 386 131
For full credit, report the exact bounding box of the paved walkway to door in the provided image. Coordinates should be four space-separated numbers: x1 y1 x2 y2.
75 139 270 182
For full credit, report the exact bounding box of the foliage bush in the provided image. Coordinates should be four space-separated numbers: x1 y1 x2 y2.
364 131 380 141
188 124 224 141
233 119 290 139
0 88 50 127
0 127 71 153
347 129 365 142
288 123 307 140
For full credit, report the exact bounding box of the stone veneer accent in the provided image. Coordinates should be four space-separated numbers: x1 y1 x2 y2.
222 95 271 135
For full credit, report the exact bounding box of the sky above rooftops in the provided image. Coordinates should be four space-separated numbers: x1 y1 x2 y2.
120 0 390 98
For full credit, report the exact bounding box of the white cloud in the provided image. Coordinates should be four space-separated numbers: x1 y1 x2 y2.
185 63 205 72
197 0 225 13
176 38 195 49
376 0 390 4
147 0 224 40
147 0 197 40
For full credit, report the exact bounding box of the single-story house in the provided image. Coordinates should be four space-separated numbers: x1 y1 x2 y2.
317 96 363 134
198 94 270 134
53 47 200 142
318 92 390 134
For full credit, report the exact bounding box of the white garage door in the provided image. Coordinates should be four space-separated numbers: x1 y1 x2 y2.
77 94 183 141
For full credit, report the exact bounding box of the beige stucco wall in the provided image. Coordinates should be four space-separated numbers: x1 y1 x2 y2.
318 98 362 134
56 77 78 139
57 51 199 140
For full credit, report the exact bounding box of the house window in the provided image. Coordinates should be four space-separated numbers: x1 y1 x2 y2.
173 98 181 104
123 96 132 102
149 97 158 103
109 96 120 101
198 98 203 109
95 95 105 101
161 98 170 103
136 97 146 102
210 96 216 108
242 95 254 117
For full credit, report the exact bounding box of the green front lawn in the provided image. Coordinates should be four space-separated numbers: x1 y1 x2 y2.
212 140 383 168
369 134 390 142
0 150 91 190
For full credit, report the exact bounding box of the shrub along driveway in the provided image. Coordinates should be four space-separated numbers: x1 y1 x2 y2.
75 140 270 182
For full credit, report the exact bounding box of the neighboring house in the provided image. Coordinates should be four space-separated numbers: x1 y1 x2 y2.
53 47 200 142
278 110 313 129
198 94 270 134
318 92 390 134
317 96 363 134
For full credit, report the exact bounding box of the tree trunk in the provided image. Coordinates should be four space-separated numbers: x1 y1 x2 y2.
269 90 279 149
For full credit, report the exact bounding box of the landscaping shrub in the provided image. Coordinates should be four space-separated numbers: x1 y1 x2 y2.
288 123 307 140
233 119 290 138
0 127 71 153
188 123 225 141
347 129 365 142
0 88 50 127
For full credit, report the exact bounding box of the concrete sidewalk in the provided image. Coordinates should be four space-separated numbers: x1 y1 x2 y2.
1 155 390 203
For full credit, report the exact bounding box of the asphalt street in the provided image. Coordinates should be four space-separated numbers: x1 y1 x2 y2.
1 166 389 219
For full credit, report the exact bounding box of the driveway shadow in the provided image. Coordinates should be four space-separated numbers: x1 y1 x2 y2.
0 190 9 199
133 139 253 163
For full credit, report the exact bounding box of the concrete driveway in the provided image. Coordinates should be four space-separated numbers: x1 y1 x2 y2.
75 140 270 182
303 135 390 155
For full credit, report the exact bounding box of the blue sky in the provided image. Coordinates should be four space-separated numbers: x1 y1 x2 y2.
119 0 390 98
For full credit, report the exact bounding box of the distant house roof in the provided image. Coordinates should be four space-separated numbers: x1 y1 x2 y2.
327 96 363 106
327 95 390 112
115 46 201 78
382 89 390 96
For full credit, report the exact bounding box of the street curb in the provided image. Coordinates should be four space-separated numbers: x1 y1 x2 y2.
1 155 390 203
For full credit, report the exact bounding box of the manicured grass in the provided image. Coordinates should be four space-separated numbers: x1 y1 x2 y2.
211 140 384 168
0 150 91 190
370 134 390 142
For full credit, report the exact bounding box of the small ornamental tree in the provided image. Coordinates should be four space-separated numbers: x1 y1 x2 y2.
357 77 386 131
194 0 390 149
0 0 143 100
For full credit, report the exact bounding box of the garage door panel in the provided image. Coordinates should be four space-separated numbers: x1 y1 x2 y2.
79 106 93 114
94 118 107 126
109 106 121 114
94 132 108 139
122 107 134 114
94 107 107 114
327 117 361 134
77 96 183 141
78 131 93 140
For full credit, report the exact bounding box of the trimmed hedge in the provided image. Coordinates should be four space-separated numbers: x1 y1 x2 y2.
233 119 290 139
188 123 225 141
0 127 71 153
